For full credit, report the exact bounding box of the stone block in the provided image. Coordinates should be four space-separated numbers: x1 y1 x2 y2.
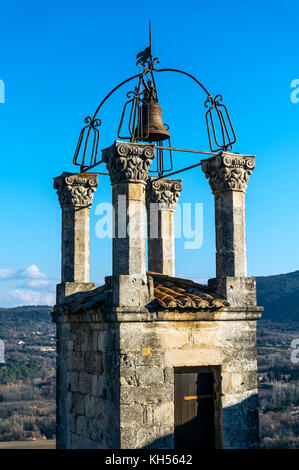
84 395 97 418
111 275 153 308
91 374 104 396
67 412 76 433
120 383 173 406
79 373 93 395
164 367 174 384
120 364 137 386
88 418 104 442
84 351 104 374
134 350 164 366
121 428 138 449
71 351 85 372
164 346 223 367
76 415 88 437
120 404 144 428
82 439 99 449
72 393 85 415
135 366 164 386
157 328 189 349
153 402 173 426
67 371 78 393
136 426 173 449
208 277 257 307
70 432 83 449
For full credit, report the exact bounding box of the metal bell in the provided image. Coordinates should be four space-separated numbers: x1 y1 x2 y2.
137 102 170 142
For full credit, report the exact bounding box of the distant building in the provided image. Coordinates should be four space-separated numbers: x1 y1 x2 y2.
0 339 5 364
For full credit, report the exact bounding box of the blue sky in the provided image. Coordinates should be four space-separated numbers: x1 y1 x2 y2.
0 0 299 306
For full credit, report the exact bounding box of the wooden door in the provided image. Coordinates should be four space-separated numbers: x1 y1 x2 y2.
174 368 216 449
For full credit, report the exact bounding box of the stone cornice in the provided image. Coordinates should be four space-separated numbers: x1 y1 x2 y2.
53 172 98 208
146 178 183 211
102 141 155 184
52 307 263 324
201 152 255 194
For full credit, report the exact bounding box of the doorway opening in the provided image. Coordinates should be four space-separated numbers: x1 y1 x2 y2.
174 366 222 449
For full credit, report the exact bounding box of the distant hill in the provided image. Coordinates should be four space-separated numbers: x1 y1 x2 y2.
256 270 299 322
0 306 54 340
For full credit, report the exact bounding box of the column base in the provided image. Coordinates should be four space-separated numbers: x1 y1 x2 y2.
105 275 154 309
56 282 95 305
208 277 257 307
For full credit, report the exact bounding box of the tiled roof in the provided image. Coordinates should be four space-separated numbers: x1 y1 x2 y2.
53 273 228 314
54 285 105 315
149 272 228 310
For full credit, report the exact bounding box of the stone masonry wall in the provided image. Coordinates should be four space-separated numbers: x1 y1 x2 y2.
118 318 259 449
55 310 259 449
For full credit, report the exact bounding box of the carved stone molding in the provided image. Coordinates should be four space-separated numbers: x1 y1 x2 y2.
201 153 255 194
53 172 98 208
146 178 182 211
102 141 155 184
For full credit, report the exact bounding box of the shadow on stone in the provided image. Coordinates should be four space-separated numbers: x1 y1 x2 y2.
141 393 259 449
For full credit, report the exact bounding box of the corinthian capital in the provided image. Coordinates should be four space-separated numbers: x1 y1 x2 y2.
146 178 182 211
53 172 98 208
102 141 155 184
201 152 255 194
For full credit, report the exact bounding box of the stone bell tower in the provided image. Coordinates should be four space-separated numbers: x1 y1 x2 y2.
52 141 262 449
52 29 262 449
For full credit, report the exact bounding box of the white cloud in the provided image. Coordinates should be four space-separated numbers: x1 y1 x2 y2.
9 289 55 306
0 265 56 307
25 279 50 288
0 265 47 281
16 265 47 279
0 269 14 279
193 277 208 285
174 273 208 285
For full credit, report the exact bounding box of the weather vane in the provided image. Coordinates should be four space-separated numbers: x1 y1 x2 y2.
73 21 237 177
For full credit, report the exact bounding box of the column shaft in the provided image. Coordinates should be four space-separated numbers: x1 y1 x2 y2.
61 206 90 282
215 190 246 277
53 172 98 303
146 178 182 276
113 182 146 276
201 152 257 306
201 152 255 278
102 141 155 308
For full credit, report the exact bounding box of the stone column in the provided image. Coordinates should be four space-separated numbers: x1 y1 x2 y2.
53 172 98 449
201 152 256 306
146 178 182 276
102 141 155 308
53 172 98 304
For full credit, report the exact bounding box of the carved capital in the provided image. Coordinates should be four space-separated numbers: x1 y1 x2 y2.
146 178 182 211
102 141 155 184
201 152 255 194
53 172 98 208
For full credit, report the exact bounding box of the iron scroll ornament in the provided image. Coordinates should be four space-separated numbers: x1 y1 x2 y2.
73 54 237 173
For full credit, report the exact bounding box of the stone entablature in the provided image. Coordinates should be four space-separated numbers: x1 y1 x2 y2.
146 178 182 211
102 141 155 184
53 172 98 208
201 152 255 194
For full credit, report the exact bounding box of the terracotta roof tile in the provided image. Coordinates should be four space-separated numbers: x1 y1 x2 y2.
148 272 228 310
53 273 228 314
